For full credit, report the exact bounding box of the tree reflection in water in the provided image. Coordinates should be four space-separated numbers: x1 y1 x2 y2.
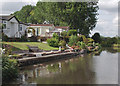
15 48 118 84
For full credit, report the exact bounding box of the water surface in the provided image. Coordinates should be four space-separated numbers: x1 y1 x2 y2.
11 48 118 84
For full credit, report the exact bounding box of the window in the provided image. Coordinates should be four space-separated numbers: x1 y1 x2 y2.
18 24 22 31
2 21 6 29
2 24 6 29
3 21 6 24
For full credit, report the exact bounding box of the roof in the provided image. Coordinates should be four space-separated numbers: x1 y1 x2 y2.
0 15 13 20
0 15 20 23
19 22 29 26
0 15 28 25
55 26 69 29
30 24 54 26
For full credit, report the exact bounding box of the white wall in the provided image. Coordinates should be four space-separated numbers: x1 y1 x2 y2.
3 17 27 38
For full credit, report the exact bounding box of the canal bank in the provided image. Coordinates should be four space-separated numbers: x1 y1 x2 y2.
18 52 80 67
7 48 118 85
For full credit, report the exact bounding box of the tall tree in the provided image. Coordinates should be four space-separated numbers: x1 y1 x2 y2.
13 2 98 36
14 5 34 23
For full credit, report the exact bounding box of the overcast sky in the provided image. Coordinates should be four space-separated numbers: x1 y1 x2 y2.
0 0 119 37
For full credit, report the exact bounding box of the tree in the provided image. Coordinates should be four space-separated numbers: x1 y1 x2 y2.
92 33 101 43
14 5 34 23
67 29 77 36
14 2 98 36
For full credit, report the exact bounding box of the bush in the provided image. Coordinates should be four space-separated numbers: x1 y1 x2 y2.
47 38 59 47
67 29 77 36
92 33 101 43
59 40 66 49
53 33 59 39
2 33 8 42
20 35 27 42
87 43 93 47
77 41 81 46
87 38 94 43
28 36 37 42
61 31 67 37
2 55 18 82
80 41 86 49
68 35 78 46
77 41 86 49
80 35 88 44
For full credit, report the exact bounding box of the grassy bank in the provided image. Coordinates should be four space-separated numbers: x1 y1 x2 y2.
1 42 58 51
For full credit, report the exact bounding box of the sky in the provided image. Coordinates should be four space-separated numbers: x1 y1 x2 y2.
0 0 119 37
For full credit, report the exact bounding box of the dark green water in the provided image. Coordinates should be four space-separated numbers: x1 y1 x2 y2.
10 48 118 85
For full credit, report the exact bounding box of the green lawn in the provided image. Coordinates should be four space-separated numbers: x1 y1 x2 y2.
1 42 58 51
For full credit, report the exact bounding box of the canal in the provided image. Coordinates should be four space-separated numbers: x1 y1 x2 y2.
10 48 118 85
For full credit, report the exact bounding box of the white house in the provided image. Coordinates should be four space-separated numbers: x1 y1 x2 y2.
54 26 69 33
0 15 28 38
28 24 55 37
28 24 69 37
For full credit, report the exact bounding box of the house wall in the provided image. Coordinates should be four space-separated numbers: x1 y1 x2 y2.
29 25 55 37
2 17 27 38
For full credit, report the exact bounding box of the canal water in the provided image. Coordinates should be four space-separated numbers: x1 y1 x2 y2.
10 48 118 85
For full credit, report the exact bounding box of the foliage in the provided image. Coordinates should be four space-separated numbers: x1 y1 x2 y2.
14 2 98 36
68 35 78 46
80 41 86 49
92 33 101 43
77 41 81 46
20 31 28 42
53 33 59 39
87 38 94 43
77 41 86 49
80 35 88 44
2 33 8 42
87 43 93 47
61 31 67 40
28 36 37 42
14 5 35 23
47 38 59 47
67 29 77 36
59 40 66 49
61 31 67 37
2 44 12 55
101 37 118 47
2 55 18 82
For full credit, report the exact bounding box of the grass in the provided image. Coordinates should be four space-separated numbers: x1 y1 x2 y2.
1 42 58 51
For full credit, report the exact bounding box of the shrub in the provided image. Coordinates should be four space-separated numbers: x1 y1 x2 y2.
2 33 8 42
59 40 66 49
87 43 93 47
20 35 27 42
67 29 77 36
47 38 59 47
2 55 18 82
53 33 59 39
61 31 67 37
68 35 78 46
28 36 37 42
77 41 86 49
77 41 81 46
80 35 88 44
87 38 94 43
92 33 101 43
80 41 86 49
